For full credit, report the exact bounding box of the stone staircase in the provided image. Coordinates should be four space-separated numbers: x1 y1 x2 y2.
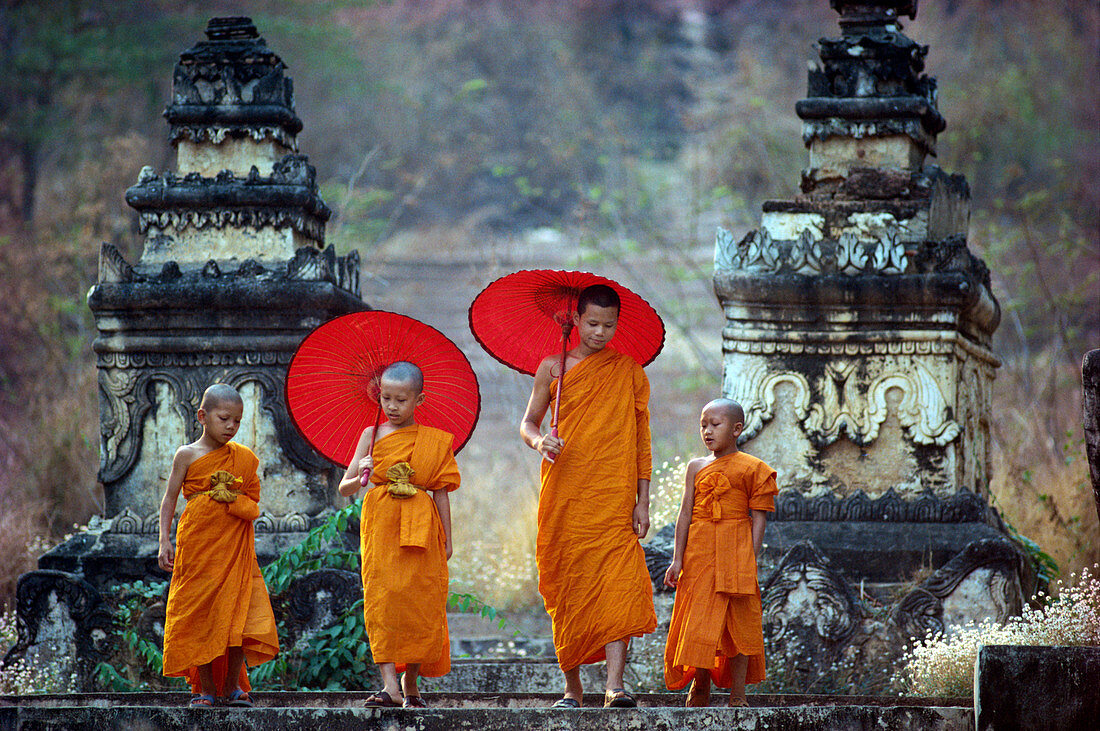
0 690 975 730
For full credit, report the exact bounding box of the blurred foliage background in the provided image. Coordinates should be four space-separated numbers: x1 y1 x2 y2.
0 0 1096 610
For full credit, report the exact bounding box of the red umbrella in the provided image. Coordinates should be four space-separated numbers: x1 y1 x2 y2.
285 311 481 471
468 270 663 453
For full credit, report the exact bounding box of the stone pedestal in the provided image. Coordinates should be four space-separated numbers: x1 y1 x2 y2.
711 0 1027 687
4 17 366 689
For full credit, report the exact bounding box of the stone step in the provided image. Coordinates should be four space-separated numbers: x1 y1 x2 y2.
427 660 602 694
0 693 975 731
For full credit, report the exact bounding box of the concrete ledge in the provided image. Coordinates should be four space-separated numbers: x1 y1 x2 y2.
975 645 1100 731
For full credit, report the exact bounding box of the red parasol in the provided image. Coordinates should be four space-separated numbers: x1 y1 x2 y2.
468 270 664 455
285 311 481 470
468 270 665 376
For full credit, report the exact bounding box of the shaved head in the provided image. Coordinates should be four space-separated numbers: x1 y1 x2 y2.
381 361 424 393
703 397 744 424
577 284 620 316
200 383 243 410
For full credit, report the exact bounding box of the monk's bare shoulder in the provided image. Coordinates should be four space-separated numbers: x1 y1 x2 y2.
172 443 207 473
687 456 710 471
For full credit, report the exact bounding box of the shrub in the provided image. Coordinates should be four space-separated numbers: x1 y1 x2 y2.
898 564 1100 696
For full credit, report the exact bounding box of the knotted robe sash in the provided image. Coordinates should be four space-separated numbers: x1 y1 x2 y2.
692 469 757 595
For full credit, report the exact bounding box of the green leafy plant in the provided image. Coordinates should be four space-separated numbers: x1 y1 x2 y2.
254 498 505 690
261 501 361 595
93 579 183 692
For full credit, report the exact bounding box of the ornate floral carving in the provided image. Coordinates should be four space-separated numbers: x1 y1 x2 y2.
715 226 913 277
729 359 960 447
773 487 990 523
110 507 313 534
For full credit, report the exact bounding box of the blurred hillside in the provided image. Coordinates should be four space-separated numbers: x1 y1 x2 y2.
0 0 1097 607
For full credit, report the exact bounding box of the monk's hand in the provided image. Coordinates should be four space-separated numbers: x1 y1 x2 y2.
358 455 374 487
158 540 175 573
663 560 682 588
632 501 650 538
538 434 563 463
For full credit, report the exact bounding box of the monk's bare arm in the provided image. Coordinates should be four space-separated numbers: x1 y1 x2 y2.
337 427 375 497
633 479 650 539
750 509 767 556
663 459 703 588
157 447 191 572
432 489 453 559
520 357 561 460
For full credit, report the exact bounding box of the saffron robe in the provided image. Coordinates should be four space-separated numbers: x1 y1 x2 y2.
360 424 460 677
537 347 657 672
664 451 777 689
162 441 279 695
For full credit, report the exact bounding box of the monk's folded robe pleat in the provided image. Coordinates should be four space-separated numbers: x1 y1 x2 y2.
162 442 279 695
360 425 459 677
537 347 657 672
664 452 777 689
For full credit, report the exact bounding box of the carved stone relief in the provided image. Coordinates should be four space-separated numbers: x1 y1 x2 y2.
727 357 960 449
762 542 860 666
97 357 333 520
893 539 1025 640
2 570 113 692
274 569 362 655
715 226 909 276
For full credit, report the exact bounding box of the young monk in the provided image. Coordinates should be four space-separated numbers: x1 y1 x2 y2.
521 284 657 709
338 361 459 709
663 398 777 708
159 383 279 708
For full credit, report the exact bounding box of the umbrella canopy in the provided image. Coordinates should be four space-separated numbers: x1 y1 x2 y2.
286 311 480 467
468 269 665 376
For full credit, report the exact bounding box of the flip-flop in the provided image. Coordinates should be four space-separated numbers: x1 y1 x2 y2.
551 697 582 708
403 695 428 708
188 693 215 707
226 688 254 708
364 690 400 708
604 688 637 708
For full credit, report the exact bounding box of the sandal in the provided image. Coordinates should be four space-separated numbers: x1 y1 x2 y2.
227 688 254 708
364 690 400 708
551 697 582 708
728 696 749 708
402 695 428 708
604 688 637 708
188 693 216 707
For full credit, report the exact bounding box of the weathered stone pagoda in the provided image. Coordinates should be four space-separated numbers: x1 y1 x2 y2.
713 0 1026 676
5 17 365 687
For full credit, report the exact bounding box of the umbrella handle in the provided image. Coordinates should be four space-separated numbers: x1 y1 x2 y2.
547 320 572 463
360 407 383 486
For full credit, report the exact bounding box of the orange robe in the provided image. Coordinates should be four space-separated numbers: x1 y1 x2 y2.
537 347 657 671
360 424 459 677
664 451 777 689
162 442 279 695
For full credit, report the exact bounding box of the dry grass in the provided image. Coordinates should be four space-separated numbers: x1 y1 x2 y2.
988 348 1099 580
